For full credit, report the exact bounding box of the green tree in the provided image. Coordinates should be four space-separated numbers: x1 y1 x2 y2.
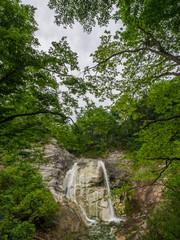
0 163 58 240
140 171 180 240
0 0 87 164
52 106 121 157
49 0 180 175
48 2 180 238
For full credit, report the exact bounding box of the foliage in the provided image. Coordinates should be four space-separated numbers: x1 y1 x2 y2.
1 0 180 238
51 106 122 157
139 174 180 240
47 2 180 238
49 0 179 96
48 0 116 33
124 78 180 181
0 0 88 165
0 163 58 239
48 0 180 163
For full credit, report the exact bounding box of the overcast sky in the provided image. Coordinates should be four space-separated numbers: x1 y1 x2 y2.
21 0 119 70
21 0 121 111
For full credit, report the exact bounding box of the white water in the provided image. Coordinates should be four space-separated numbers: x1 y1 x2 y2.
79 206 96 224
63 162 96 224
63 163 78 202
63 160 121 224
98 160 122 223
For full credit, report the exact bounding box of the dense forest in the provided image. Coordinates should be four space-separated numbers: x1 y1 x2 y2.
0 0 179 239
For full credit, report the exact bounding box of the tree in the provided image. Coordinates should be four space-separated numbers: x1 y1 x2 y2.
0 163 58 240
52 106 121 157
49 0 180 178
48 3 180 238
0 0 88 164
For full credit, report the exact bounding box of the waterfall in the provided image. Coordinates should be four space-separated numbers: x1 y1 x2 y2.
79 206 96 224
63 162 78 202
63 162 96 224
63 160 121 224
98 160 121 223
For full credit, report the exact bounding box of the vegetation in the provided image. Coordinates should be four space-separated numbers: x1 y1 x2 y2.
140 173 180 240
0 0 79 238
49 0 180 239
0 0 179 239
0 163 58 240
0 0 83 165
51 106 122 157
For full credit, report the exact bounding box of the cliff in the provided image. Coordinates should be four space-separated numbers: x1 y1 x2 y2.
38 139 163 240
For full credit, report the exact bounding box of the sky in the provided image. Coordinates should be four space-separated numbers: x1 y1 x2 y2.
21 0 120 111
21 0 119 69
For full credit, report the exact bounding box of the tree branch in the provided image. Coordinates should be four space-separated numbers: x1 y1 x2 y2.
33 236 45 240
0 69 17 83
152 159 173 184
169 130 179 141
139 27 180 65
147 157 180 161
89 47 147 69
121 115 180 138
140 115 180 131
0 111 64 125
89 30 180 70
43 67 77 79
153 71 180 78
0 110 79 131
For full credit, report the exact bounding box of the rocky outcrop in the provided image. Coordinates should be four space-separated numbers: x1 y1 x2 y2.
103 151 129 189
38 141 163 240
38 138 76 202
39 141 126 225
64 159 116 222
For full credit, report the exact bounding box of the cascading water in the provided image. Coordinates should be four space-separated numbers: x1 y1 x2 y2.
98 161 121 223
63 162 77 202
63 160 121 224
63 162 96 224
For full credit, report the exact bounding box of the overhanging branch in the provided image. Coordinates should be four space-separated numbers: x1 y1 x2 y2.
147 157 180 161
0 111 79 130
140 115 180 130
152 159 173 184
122 115 180 138
89 27 180 70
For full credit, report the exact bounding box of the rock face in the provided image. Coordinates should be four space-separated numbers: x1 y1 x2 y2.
38 138 76 202
39 140 125 226
63 159 119 222
38 140 163 240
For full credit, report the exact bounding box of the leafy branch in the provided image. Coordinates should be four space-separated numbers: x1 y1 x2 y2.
153 72 180 78
139 26 180 65
0 110 80 130
124 115 180 138
139 115 180 130
0 69 17 83
152 159 173 184
89 47 147 69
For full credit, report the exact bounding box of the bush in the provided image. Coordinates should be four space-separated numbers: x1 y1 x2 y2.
0 163 58 239
140 174 180 240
